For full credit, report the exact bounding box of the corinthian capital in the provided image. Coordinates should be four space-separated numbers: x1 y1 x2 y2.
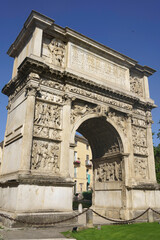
25 84 40 97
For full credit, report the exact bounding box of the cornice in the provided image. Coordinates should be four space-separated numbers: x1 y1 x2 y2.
7 11 156 75
2 57 156 111
7 10 55 57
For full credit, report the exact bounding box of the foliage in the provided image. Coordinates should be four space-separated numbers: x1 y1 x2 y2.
154 144 160 183
82 190 92 201
154 121 160 183
62 222 160 240
73 200 92 210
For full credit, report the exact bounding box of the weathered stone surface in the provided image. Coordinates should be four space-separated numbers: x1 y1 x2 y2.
0 10 160 226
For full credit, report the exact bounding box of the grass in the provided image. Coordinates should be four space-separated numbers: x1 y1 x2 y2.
62 222 160 240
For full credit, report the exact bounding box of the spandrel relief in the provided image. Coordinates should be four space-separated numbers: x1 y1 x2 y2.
34 102 61 129
71 102 103 124
42 37 66 67
108 111 127 136
96 160 122 182
31 140 60 173
134 157 148 179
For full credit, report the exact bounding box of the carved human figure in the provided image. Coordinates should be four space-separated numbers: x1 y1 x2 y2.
96 160 122 182
48 38 65 66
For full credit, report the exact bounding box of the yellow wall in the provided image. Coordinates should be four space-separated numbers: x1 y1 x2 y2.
73 135 93 193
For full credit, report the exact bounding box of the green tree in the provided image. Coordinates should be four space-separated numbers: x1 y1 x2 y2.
154 144 160 183
154 123 160 183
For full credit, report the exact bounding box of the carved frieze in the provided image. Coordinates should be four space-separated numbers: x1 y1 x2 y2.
31 140 60 172
41 80 64 90
132 109 146 117
134 157 148 179
33 125 61 141
132 118 146 128
133 145 148 156
130 73 143 97
96 159 122 182
67 85 132 111
42 37 66 67
39 91 63 104
34 101 61 129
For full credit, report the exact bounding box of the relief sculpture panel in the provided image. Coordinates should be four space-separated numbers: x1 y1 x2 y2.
132 125 146 147
42 37 66 67
31 140 60 173
108 111 127 136
40 91 63 104
70 45 127 88
71 102 103 124
33 126 61 140
67 85 132 111
96 159 122 182
34 101 61 129
130 73 143 97
134 157 148 179
132 124 148 156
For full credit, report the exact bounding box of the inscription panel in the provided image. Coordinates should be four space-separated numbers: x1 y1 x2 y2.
69 44 128 88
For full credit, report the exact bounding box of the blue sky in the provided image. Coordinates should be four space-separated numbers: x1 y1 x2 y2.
0 0 160 145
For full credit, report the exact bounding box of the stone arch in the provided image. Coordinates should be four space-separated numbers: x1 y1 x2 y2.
70 111 127 157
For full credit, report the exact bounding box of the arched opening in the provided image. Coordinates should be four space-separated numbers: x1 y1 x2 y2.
72 116 124 213
77 117 123 159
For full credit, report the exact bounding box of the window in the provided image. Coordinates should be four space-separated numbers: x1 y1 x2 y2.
86 144 89 150
74 167 77 178
86 154 89 164
74 151 77 161
74 180 77 194
79 183 83 193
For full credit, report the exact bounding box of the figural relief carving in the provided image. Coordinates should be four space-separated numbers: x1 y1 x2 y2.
96 159 122 182
67 85 132 111
132 126 147 147
33 125 61 140
105 143 120 154
34 101 61 129
107 111 127 136
31 140 60 172
130 74 143 97
134 157 148 179
132 124 148 155
39 91 63 104
41 80 64 90
70 103 104 124
42 36 65 67
132 118 146 127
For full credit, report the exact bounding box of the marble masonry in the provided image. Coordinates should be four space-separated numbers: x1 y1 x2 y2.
0 11 160 226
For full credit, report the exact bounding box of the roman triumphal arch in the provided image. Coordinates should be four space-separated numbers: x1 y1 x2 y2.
0 11 160 226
